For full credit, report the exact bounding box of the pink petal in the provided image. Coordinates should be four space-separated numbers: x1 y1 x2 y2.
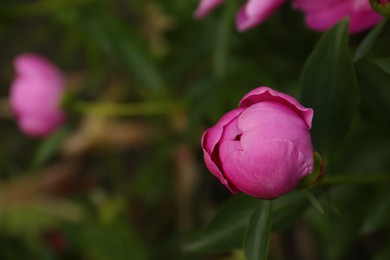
236 0 285 31
10 53 66 137
14 53 64 89
293 0 341 12
201 108 244 194
349 10 383 33
201 108 244 154
222 139 313 199
203 150 239 194
237 102 313 162
293 0 382 33
194 0 224 18
239 86 313 129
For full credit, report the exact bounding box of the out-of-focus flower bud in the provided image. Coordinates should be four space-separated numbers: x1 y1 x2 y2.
10 53 66 137
293 0 383 33
201 86 314 199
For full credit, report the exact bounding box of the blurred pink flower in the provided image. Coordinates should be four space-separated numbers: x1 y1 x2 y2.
201 87 314 199
10 53 66 137
194 0 382 33
194 0 285 31
294 0 383 33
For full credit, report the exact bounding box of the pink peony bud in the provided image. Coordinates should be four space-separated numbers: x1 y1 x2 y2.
10 53 66 137
293 0 383 33
201 87 314 199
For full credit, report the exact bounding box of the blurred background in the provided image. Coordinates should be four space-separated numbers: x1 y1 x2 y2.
1 0 390 259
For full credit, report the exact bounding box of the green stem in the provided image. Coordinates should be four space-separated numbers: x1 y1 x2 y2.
213 0 236 79
244 200 273 260
71 100 184 117
322 174 390 185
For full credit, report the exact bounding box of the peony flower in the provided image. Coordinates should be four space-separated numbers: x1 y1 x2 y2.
194 0 382 33
201 86 314 199
10 53 66 137
294 0 383 33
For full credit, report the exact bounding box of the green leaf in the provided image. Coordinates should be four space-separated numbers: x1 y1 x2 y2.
355 58 390 126
213 0 237 79
300 20 359 157
374 57 390 74
185 191 309 253
30 126 71 170
361 187 390 233
353 18 388 62
79 4 164 91
271 191 310 231
243 200 272 260
184 194 258 253
304 191 324 214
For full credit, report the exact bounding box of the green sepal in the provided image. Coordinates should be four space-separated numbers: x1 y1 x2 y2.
298 152 325 190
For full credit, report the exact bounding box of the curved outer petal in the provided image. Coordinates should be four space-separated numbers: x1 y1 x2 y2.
222 139 312 199
201 108 244 193
13 53 64 88
239 86 313 129
194 0 224 18
10 53 66 137
236 0 285 31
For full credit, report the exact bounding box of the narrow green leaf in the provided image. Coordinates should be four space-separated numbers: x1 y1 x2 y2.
300 20 359 156
355 58 390 125
213 0 236 79
185 191 309 253
361 188 390 233
374 57 390 74
244 200 272 260
304 190 324 214
353 18 388 62
184 194 258 253
30 126 70 170
79 5 165 91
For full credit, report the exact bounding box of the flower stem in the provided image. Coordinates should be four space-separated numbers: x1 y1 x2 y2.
244 200 273 260
71 100 184 117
